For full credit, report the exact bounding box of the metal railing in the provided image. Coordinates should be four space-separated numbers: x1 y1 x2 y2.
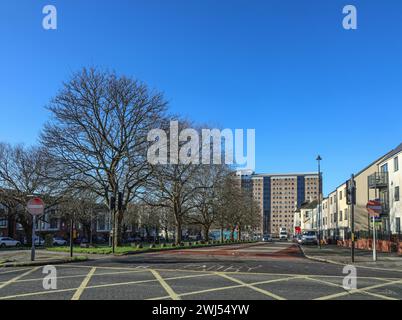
368 172 389 189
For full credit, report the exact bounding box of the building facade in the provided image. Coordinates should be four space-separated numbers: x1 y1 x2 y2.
374 144 401 234
237 172 320 236
305 142 402 241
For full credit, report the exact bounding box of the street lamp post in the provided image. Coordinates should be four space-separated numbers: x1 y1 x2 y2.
316 155 322 249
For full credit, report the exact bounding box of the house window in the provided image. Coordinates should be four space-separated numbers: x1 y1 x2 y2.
97 214 111 232
339 191 342 200
0 218 7 228
49 218 59 230
339 211 343 221
381 164 388 172
396 218 401 233
395 157 399 172
395 186 400 202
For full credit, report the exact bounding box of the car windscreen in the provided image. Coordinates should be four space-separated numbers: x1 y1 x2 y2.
303 232 316 236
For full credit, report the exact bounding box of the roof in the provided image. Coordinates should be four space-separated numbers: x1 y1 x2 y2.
252 172 318 177
299 200 318 210
379 142 402 163
329 141 402 193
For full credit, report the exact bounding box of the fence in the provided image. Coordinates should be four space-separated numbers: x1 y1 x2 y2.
340 230 402 254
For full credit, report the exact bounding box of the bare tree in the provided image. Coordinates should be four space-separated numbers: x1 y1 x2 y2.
237 193 261 240
41 67 167 245
0 143 58 244
59 189 101 240
187 164 230 241
143 119 204 244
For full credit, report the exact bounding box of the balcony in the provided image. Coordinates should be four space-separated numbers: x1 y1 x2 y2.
381 201 390 215
368 172 389 189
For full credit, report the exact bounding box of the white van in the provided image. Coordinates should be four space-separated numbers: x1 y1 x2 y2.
279 228 288 241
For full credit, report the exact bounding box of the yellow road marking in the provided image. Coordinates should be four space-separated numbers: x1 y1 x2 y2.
0 267 39 290
0 268 33 275
215 272 286 300
0 269 150 285
71 267 96 300
150 269 181 300
57 264 401 281
84 272 210 291
0 287 78 300
1 264 400 301
315 279 402 300
0 272 211 300
302 276 397 300
149 275 302 300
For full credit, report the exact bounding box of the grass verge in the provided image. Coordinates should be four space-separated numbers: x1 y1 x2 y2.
46 241 257 255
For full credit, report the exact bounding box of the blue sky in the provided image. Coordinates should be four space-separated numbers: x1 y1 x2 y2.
0 0 401 195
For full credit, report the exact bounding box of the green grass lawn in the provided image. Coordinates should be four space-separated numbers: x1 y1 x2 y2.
46 240 256 255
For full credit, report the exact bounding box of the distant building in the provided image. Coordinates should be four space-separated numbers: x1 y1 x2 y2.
236 171 320 236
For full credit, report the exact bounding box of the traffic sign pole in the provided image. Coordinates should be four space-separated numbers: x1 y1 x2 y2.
27 197 45 262
31 215 36 261
372 215 377 261
367 199 381 262
348 174 356 264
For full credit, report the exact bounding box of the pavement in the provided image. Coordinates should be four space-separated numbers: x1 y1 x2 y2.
301 244 402 271
0 242 401 300
0 249 90 267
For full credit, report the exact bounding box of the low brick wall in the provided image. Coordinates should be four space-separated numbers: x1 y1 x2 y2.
337 239 393 253
398 242 402 255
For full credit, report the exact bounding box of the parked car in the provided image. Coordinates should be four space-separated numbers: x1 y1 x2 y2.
0 237 21 248
53 237 67 246
262 234 273 242
34 236 45 246
124 236 141 244
301 231 318 245
293 234 303 244
95 236 108 244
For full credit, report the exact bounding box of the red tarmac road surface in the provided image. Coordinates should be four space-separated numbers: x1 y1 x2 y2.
157 242 303 259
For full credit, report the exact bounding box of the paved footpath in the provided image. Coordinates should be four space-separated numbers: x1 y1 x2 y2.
0 242 401 300
0 249 74 264
301 244 402 271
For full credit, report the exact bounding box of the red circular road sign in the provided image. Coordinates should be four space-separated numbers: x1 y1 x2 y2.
366 200 382 217
27 197 45 216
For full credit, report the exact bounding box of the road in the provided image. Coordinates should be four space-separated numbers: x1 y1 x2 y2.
0 242 401 300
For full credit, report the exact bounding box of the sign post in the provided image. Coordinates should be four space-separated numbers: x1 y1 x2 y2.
27 197 45 261
372 216 377 261
346 175 356 263
367 200 381 262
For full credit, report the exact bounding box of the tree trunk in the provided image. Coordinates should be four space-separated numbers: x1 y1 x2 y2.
230 227 235 241
164 226 169 243
203 226 210 242
7 214 15 238
175 219 182 244
220 226 224 243
19 217 32 246
116 210 124 246
237 225 241 241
